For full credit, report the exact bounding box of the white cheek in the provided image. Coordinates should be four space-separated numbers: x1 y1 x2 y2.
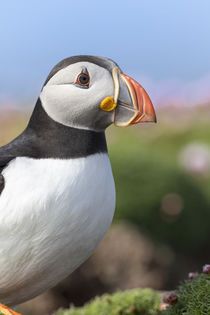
41 85 78 119
40 69 114 129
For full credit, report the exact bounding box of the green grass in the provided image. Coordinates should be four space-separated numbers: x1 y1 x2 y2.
55 271 210 315
55 288 161 315
163 273 210 315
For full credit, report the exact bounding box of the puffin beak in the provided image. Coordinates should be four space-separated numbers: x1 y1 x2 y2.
113 68 157 126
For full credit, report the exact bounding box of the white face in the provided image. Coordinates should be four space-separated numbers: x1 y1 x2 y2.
40 62 115 131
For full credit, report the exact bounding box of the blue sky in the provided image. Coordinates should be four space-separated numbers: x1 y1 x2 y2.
1 0 210 106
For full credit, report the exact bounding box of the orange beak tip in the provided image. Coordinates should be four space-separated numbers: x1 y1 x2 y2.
113 70 156 126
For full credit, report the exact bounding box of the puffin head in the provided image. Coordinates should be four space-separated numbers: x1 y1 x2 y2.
40 55 156 131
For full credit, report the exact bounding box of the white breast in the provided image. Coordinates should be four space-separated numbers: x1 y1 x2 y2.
0 153 115 306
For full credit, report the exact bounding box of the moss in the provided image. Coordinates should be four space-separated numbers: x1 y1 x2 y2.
163 273 210 315
55 288 161 315
55 271 210 315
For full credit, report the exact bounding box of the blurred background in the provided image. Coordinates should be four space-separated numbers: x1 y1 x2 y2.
1 1 210 314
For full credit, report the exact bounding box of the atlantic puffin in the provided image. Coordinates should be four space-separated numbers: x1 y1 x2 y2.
0 55 156 314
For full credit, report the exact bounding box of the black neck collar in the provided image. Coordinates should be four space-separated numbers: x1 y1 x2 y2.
25 98 107 159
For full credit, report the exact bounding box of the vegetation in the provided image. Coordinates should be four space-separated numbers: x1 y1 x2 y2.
55 267 210 315
163 268 210 314
55 288 161 315
107 113 210 254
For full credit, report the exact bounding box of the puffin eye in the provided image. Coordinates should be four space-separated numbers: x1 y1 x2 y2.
76 72 90 87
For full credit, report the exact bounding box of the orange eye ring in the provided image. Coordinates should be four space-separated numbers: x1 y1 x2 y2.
76 72 90 86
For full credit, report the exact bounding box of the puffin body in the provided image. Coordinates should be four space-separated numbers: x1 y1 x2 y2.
0 55 156 310
0 155 114 305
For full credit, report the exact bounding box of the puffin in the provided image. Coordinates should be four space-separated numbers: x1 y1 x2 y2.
0 55 156 314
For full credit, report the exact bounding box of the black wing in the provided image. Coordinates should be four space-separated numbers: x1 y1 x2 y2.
0 155 15 194
0 155 14 173
0 129 38 194
0 154 16 194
